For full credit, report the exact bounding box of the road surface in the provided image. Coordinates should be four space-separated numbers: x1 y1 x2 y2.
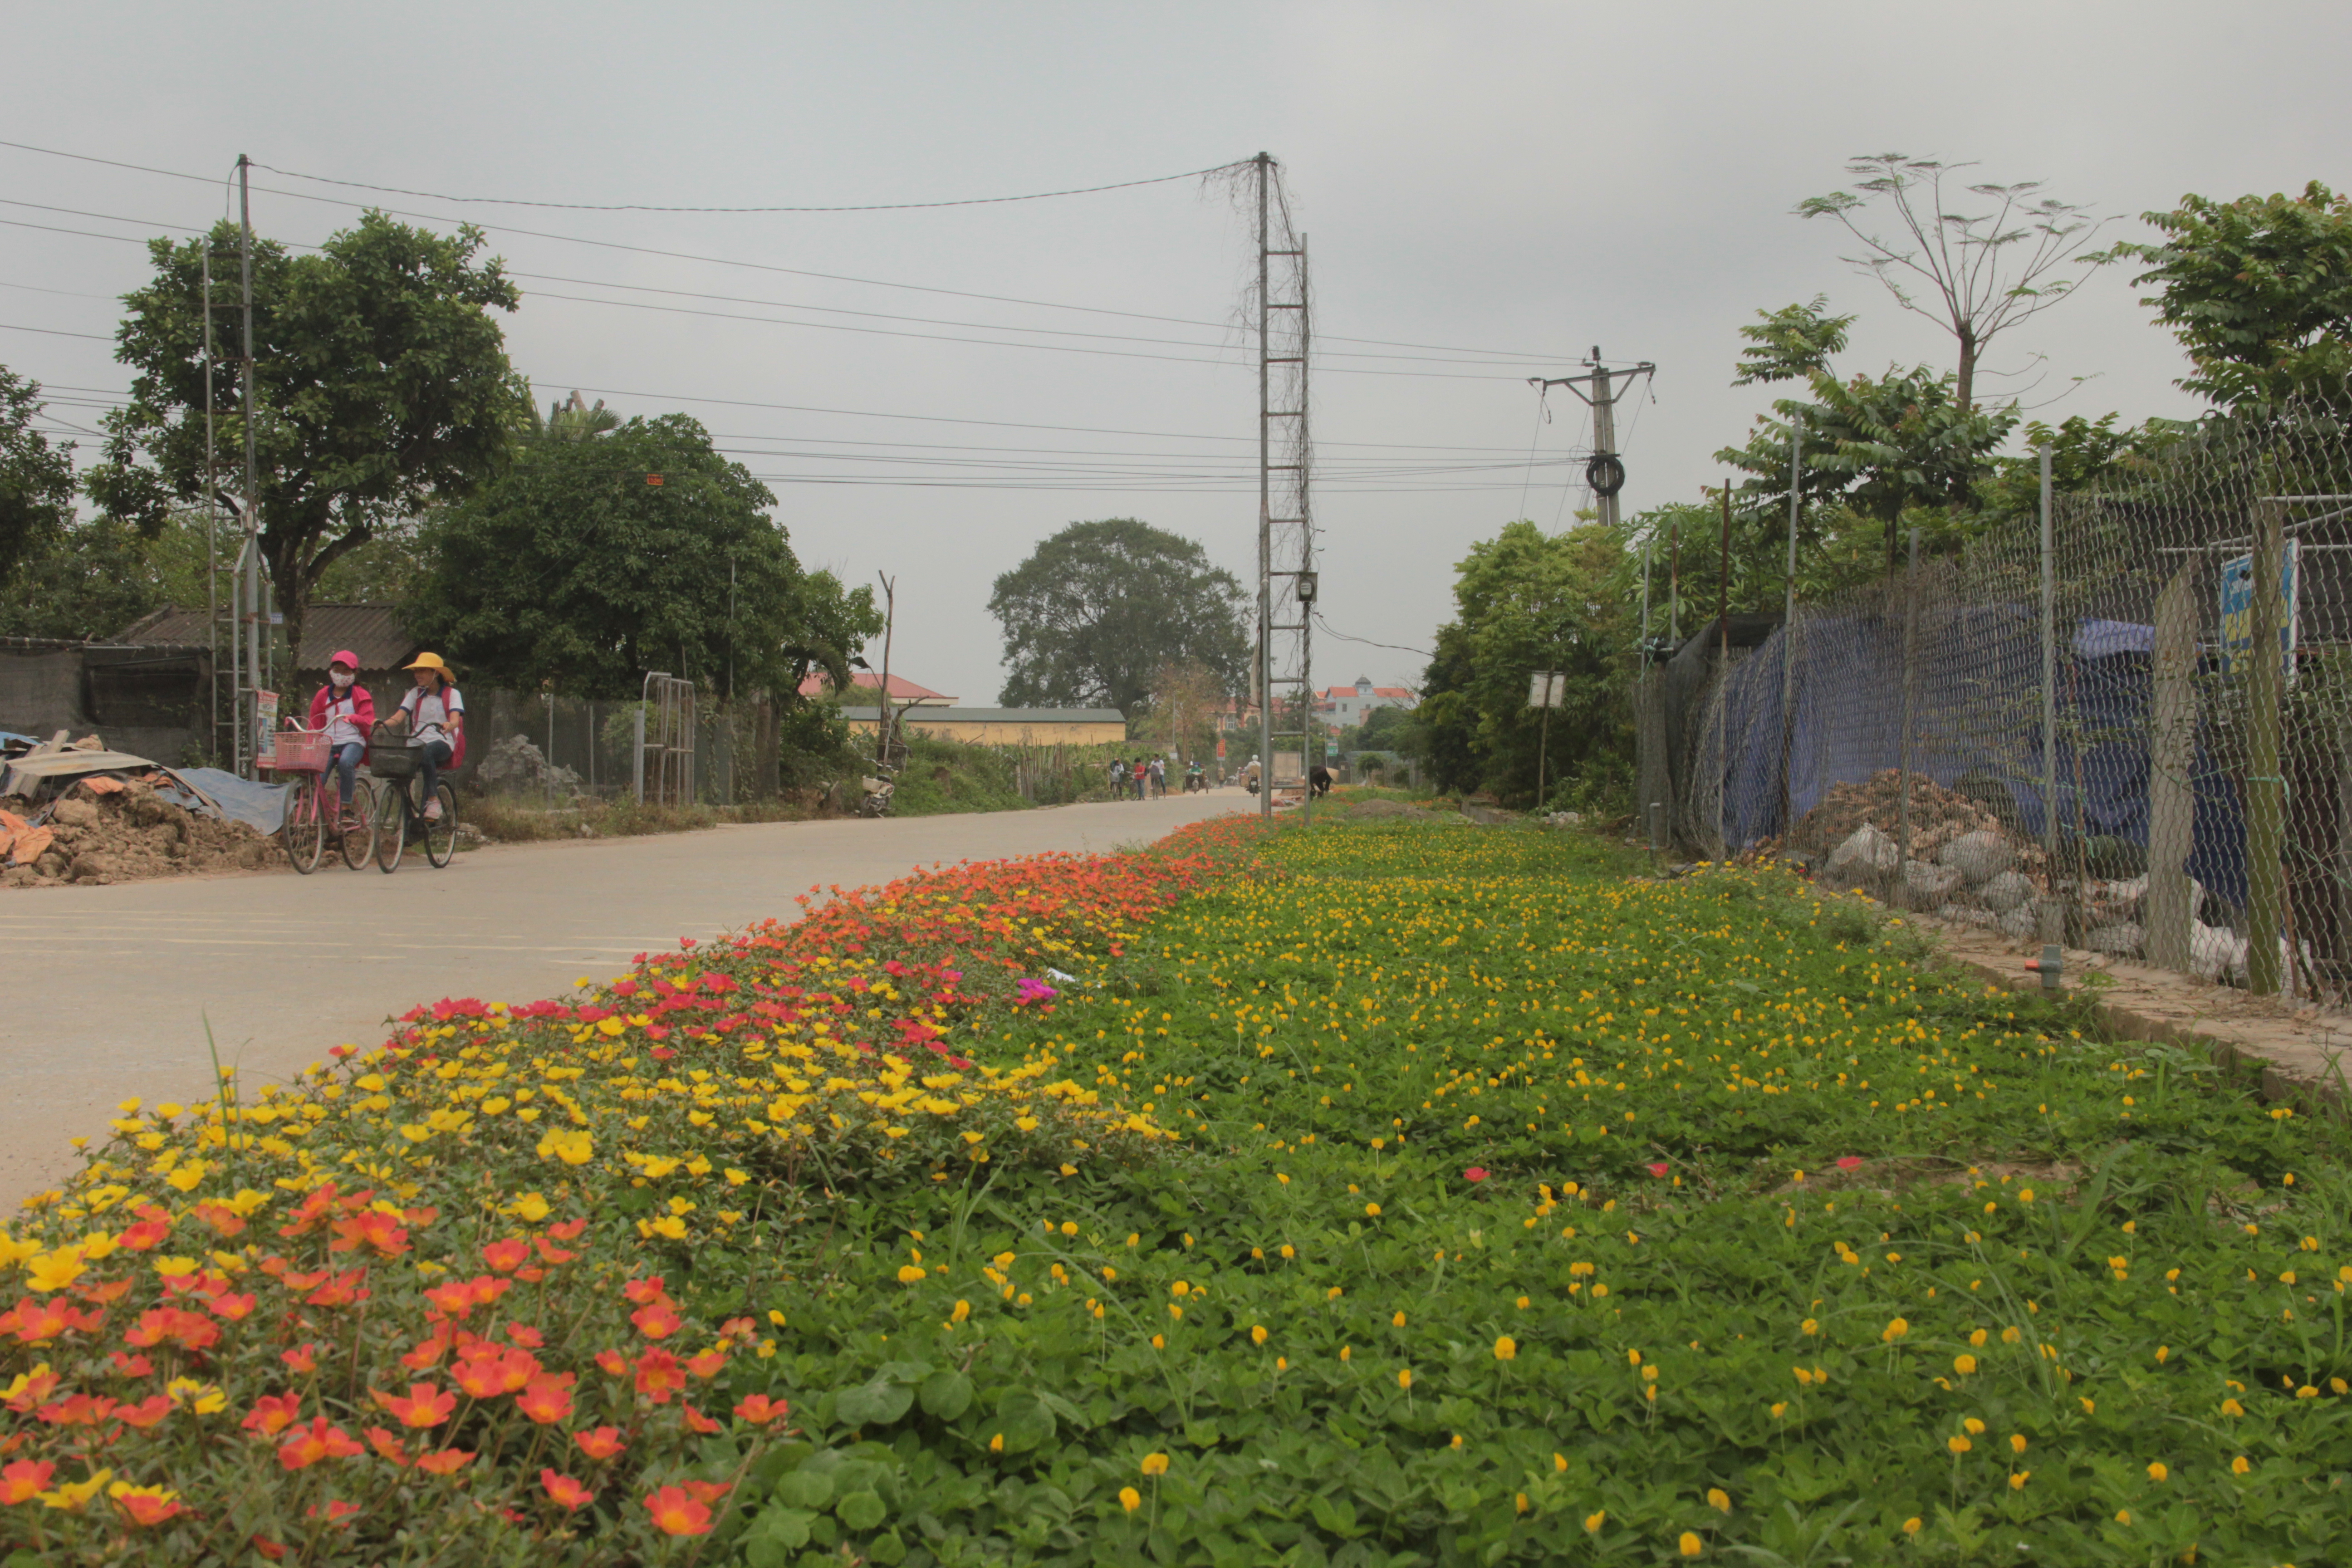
0 790 1249 1208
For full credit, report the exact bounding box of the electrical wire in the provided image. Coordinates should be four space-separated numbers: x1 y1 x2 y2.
1313 614 1431 660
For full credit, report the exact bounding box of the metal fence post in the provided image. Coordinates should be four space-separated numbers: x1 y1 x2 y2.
1896 526 1919 907
632 703 646 804
2038 443 2062 945
2246 493 2288 994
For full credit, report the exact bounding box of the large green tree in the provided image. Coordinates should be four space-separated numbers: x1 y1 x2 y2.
402 413 878 701
0 367 76 585
85 213 524 660
989 519 1248 715
1413 521 1632 806
2114 181 2352 416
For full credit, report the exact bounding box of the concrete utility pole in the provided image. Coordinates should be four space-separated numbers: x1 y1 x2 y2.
1529 349 1655 531
238 153 262 779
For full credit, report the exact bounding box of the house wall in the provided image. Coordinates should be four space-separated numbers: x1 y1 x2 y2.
845 714 1127 746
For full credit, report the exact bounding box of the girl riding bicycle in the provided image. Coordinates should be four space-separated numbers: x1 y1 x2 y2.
383 652 465 818
306 649 375 832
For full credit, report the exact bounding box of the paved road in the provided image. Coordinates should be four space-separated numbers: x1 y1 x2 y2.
0 791 1249 1208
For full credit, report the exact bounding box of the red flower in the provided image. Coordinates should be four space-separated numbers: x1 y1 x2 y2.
682 1403 721 1434
365 1427 410 1467
644 1484 715 1537
480 1237 530 1274
37 1393 118 1426
1835 1156 1864 1171
124 1307 220 1352
110 1352 154 1377
278 1417 364 1470
634 1349 686 1404
733 1392 789 1425
1646 1162 1671 1178
506 1323 545 1348
622 1275 671 1306
414 1448 475 1476
682 1479 731 1505
242 1392 302 1436
401 1336 450 1371
370 1382 456 1429
208 1291 258 1322
252 1537 289 1561
329 1210 410 1259
113 1487 185 1528
306 1499 361 1525
548 1218 588 1241
594 1348 628 1377
0 1460 55 1504
572 1425 627 1460
687 1348 729 1379
535 1237 578 1265
1463 1167 1489 1183
515 1373 576 1426
631 1303 683 1341
115 1393 175 1430
541 1469 595 1510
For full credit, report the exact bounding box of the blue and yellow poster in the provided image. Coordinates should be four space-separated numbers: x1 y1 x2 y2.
2218 540 2300 682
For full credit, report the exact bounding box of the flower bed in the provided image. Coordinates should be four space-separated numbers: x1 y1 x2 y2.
5 813 2347 1565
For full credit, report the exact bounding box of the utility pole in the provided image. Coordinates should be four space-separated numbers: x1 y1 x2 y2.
1252 152 1313 821
238 154 262 780
874 572 897 770
1528 349 1655 531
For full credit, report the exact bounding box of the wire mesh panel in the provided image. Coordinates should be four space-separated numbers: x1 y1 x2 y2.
1672 392 2352 1000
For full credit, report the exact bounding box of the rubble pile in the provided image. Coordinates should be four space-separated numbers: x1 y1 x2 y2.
1 776 285 887
1788 770 2020 862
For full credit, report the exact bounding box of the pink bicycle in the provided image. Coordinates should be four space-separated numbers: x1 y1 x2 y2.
263 722 376 873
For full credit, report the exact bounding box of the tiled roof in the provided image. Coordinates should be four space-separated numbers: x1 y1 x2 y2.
115 604 420 673
841 706 1125 725
798 671 956 703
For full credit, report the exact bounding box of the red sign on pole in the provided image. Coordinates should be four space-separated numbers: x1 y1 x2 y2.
1215 737 1226 759
646 473 665 486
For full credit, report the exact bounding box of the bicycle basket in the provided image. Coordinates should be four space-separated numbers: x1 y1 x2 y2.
270 729 331 773
370 746 418 780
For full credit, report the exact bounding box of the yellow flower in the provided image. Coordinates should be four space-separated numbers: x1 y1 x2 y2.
535 1128 594 1166
1120 1486 1142 1513
1707 1488 1730 1514
1954 1354 1976 1375
25 1249 86 1294
2231 1455 2250 1475
951 1300 971 1323
1901 1519 1922 1536
506 1191 551 1223
1679 1531 1704 1558
2008 1470 2029 1490
1397 1368 1412 1390
1140 1453 1169 1476
2008 1433 2027 1454
1882 1317 1909 1342
1514 1492 1529 1514
38 1467 112 1512
1393 1311 1406 1328
2146 1461 2168 1483
2221 1399 2244 1417
1584 1511 1606 1533
1963 1418 1985 1435
1554 1453 1568 1473
1494 1336 1517 1362
897 1265 926 1284
989 1433 1004 1453
1251 1325 1268 1346
1948 1436 1972 1454
648 1215 688 1241
152 1256 199 1280
2114 1509 2131 1526
1151 1334 1165 1350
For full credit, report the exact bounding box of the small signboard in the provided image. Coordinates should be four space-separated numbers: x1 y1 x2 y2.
254 689 280 766
1527 671 1565 709
2219 541 2300 682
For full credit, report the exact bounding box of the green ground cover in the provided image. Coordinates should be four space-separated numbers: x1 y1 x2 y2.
6 816 2344 1565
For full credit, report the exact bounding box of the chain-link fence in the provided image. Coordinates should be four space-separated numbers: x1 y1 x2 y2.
456 691 851 807
1660 393 2352 1000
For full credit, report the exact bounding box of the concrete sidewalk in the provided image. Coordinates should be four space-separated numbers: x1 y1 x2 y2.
0 790 1248 1208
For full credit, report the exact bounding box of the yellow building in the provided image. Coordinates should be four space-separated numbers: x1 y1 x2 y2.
841 706 1127 747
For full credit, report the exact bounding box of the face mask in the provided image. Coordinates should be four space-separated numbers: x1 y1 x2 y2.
331 671 355 689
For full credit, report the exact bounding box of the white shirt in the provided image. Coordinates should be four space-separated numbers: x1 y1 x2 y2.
399 685 464 748
320 685 368 749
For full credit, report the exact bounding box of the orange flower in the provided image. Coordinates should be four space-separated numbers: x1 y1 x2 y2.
631 1303 683 1340
115 1395 174 1431
328 1211 410 1259
280 1343 318 1374
401 1336 451 1372
242 1392 301 1437
370 1383 456 1430
1 1460 55 1504
364 1428 410 1467
683 1403 721 1435
733 1393 789 1426
622 1275 671 1306
644 1484 715 1537
593 1348 629 1376
634 1349 686 1405
109 1482 183 1528
277 1417 363 1471
124 1307 220 1352
208 1292 258 1323
572 1426 627 1460
535 1237 578 1265
687 1348 729 1380
541 1469 595 1511
481 1238 531 1273
515 1374 576 1426
250 1536 288 1561
414 1448 475 1476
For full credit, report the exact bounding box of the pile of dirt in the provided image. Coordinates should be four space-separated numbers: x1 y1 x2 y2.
2 778 285 888
1787 769 2023 862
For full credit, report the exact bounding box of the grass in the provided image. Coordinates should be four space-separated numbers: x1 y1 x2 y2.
9 816 2344 1565
462 794 818 844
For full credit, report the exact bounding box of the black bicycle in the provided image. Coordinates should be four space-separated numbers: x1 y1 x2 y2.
368 724 458 872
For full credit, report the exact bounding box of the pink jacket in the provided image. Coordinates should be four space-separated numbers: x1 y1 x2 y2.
308 682 376 751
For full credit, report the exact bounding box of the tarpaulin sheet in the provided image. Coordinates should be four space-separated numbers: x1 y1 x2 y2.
157 768 289 836
1710 609 2248 908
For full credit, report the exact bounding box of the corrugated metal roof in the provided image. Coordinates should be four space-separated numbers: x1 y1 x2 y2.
799 671 956 703
116 604 420 673
841 706 1126 725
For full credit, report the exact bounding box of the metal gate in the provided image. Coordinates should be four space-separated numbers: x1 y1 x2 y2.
637 672 696 806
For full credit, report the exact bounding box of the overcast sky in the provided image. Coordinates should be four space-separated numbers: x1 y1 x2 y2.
6 2 2346 701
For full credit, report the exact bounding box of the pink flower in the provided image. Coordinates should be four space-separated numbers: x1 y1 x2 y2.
1835 1156 1864 1171
1463 1167 1488 1182
1646 1162 1670 1178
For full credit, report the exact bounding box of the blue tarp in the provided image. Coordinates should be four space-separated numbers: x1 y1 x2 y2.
158 768 289 836
1715 609 2249 909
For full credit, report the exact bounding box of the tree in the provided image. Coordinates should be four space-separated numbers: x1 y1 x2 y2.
0 367 76 584
1131 659 1223 764
86 213 524 661
1798 155 2107 409
402 413 880 701
0 514 172 641
2114 181 2352 416
1412 522 1632 806
1732 297 1855 387
989 519 1249 716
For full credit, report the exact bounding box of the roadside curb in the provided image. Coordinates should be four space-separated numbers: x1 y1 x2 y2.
1901 911 2352 1109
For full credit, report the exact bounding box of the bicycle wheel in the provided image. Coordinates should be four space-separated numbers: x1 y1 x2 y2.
424 784 459 868
285 775 326 875
338 778 377 870
375 779 407 873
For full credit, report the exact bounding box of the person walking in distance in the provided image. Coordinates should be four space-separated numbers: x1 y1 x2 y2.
1132 756 1150 800
383 653 466 819
1149 755 1166 797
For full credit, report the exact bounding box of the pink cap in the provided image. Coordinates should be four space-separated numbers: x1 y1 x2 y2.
329 649 360 669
